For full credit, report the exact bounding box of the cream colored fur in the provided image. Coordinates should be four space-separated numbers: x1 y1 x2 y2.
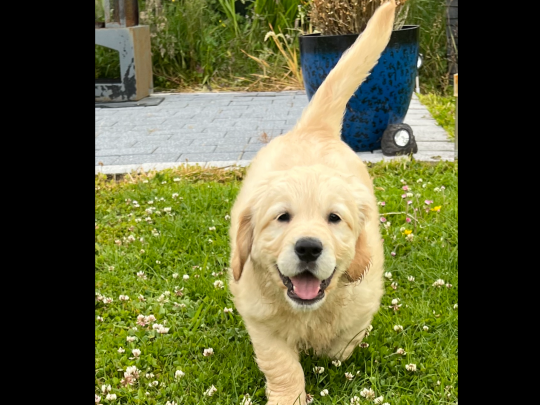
228 2 396 404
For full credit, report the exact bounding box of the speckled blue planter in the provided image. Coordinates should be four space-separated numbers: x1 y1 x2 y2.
299 26 419 152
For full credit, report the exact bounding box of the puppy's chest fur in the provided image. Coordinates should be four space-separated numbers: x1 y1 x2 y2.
262 287 354 354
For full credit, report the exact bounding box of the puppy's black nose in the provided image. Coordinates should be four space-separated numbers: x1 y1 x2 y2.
295 238 323 263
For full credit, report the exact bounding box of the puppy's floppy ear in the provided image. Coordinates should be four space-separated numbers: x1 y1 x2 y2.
345 230 371 282
345 179 374 282
231 208 254 281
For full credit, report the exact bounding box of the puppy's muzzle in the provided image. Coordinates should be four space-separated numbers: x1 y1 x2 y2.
295 237 322 264
278 237 335 306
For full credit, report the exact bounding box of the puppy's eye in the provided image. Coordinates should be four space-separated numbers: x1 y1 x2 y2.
277 213 291 222
328 213 341 223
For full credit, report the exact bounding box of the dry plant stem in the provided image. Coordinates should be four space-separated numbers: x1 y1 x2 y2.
310 0 408 35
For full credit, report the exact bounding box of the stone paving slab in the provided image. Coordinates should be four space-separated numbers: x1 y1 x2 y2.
95 91 455 175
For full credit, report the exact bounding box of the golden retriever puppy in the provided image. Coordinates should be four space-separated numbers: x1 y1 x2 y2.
228 2 396 404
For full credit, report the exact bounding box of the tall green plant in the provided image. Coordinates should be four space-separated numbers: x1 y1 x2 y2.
404 0 450 94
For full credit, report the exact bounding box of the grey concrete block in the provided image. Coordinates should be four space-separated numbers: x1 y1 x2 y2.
131 139 194 148
112 117 168 126
170 132 227 139
215 143 264 153
95 156 119 165
178 152 242 162
249 135 281 144
241 151 259 160
95 139 139 149
114 153 181 165
94 120 118 127
416 141 455 152
191 137 250 146
96 147 157 156
154 145 216 154
98 135 172 143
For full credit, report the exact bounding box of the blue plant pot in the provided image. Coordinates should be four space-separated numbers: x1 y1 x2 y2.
299 25 420 152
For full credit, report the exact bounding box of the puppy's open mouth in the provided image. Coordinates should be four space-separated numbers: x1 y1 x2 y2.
277 267 335 305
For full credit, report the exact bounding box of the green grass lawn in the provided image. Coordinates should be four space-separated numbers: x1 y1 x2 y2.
95 160 458 405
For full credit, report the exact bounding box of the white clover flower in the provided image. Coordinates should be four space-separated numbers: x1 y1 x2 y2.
408 275 415 281
320 389 329 396
396 348 406 355
164 207 172 213
454 303 458 309
240 394 252 405
165 402 177 405
145 373 155 379
351 396 361 405
132 349 141 357
394 325 404 332
374 396 385 404
224 214 231 220
434 187 441 192
208 239 213 243
406 192 413 198
101 384 111 393
399 227 406 232
105 393 117 400
125 366 140 378
214 280 224 289
173 178 181 182
208 226 216 231
384 272 392 279
138 294 146 301
432 279 445 287
156 294 168 304
172 193 179 199
203 348 214 357
405 363 417 371
391 281 398 289
95 394 101 403
103 297 113 304
417 178 423 183
175 370 185 379
446 283 453 288
183 275 189 280
203 385 217 396
97 316 104 322
313 366 325 374
359 342 369 348
172 273 178 279
332 360 342 367
108 266 115 271
423 326 429 331
223 307 234 313
406 233 414 242
137 315 147 326
117 347 125 353
344 372 354 380
359 388 375 400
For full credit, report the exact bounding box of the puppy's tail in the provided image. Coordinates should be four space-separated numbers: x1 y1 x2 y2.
293 0 396 139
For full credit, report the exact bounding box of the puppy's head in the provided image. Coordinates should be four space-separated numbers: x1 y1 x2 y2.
231 165 374 311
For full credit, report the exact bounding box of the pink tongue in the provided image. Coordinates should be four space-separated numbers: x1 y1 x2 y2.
290 273 321 300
